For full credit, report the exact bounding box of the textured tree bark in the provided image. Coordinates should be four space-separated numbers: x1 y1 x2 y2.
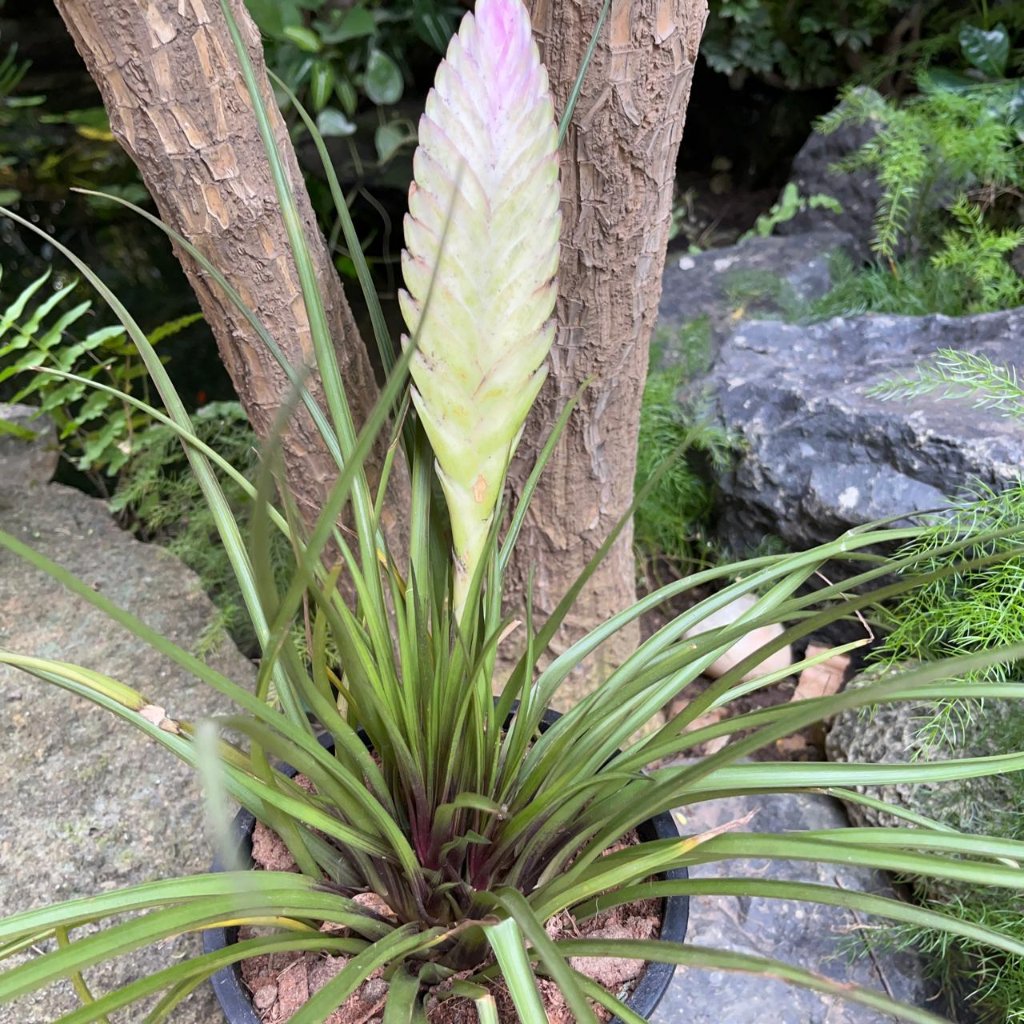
55 0 706 707
51 0 394 535
508 0 708 705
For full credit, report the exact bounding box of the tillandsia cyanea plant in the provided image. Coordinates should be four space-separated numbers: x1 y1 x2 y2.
4 0 1024 1022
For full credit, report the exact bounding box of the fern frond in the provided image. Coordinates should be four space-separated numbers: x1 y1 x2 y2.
0 267 202 477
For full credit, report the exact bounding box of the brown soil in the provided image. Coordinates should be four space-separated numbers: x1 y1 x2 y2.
240 809 662 1023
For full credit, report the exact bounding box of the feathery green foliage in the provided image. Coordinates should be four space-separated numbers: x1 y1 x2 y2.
867 352 1024 1019
821 85 1022 264
806 20 1024 320
110 401 291 658
806 77 1024 317
901 892 1024 1024
875 482 1024 684
852 704 1024 1024
633 323 734 574
0 269 202 481
931 197 1024 312
869 352 1024 736
807 251 985 320
870 348 1024 416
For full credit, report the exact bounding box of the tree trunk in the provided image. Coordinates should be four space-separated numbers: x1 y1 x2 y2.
51 0 392 535
54 0 707 703
508 0 708 705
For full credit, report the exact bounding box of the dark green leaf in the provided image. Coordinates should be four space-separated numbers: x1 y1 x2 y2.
310 60 335 112
364 49 404 105
412 0 455 53
335 78 358 115
317 6 376 44
959 22 1009 78
918 67 980 95
375 121 414 163
283 25 322 53
244 0 303 37
316 107 357 138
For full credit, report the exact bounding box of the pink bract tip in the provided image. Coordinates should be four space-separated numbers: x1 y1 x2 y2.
473 0 534 93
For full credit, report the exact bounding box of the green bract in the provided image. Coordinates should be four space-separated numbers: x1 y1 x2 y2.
2 1 1024 1022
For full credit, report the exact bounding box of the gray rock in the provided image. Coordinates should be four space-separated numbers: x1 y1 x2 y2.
653 791 943 1024
656 230 856 361
687 309 1024 553
0 403 59 490
827 697 1020 841
0 484 255 1023
775 106 883 261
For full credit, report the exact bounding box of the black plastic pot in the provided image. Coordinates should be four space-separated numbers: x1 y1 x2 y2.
204 713 689 1023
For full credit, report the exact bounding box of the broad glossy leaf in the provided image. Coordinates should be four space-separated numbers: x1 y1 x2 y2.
918 67 980 94
959 22 1009 78
283 24 322 53
317 106 357 137
364 49 404 105
245 0 303 38
318 6 376 44
375 121 414 163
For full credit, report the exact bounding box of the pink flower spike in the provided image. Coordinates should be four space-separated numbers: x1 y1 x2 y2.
399 0 561 617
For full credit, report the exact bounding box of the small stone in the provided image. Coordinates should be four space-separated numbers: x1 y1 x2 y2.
570 924 645 990
792 644 849 701
253 984 278 1010
362 976 388 1003
353 891 395 919
309 955 348 995
684 593 793 683
0 403 59 490
774 733 809 756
